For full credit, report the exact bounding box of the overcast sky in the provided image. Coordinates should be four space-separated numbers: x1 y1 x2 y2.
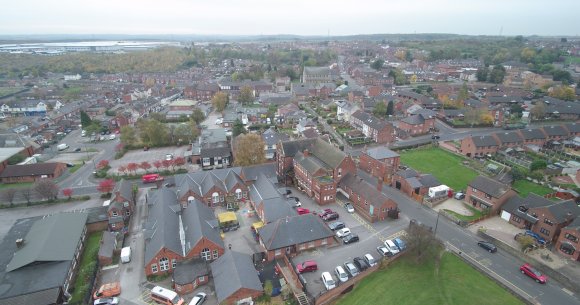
1 0 578 36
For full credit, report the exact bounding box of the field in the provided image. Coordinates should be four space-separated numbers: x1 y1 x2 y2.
399 147 478 190
335 252 522 305
513 180 553 197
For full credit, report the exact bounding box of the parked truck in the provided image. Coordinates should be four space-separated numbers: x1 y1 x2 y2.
120 247 131 263
57 143 69 151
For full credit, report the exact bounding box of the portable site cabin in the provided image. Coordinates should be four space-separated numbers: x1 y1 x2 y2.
218 211 239 232
428 185 450 198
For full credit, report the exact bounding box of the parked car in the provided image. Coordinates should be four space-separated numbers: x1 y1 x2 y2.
342 234 359 244
296 260 318 273
334 266 349 283
321 272 336 290
343 262 359 277
165 153 174 161
520 263 547 284
94 298 119 305
364 253 377 267
336 228 351 238
524 230 547 245
318 209 334 218
323 212 339 221
328 221 345 231
344 202 355 213
353 257 369 271
477 241 497 253
384 239 400 255
393 238 407 251
454 192 465 200
376 246 391 257
431 134 440 140
285 189 292 196
188 292 207 305
74 147 81 152
296 208 310 215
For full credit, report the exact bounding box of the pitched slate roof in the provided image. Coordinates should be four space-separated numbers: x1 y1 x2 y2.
6 212 88 272
309 137 347 169
365 147 399 160
258 214 334 250
249 174 281 203
519 129 546 140
418 174 441 188
294 151 332 174
279 138 316 157
182 200 223 254
144 189 184 264
468 176 510 198
502 194 547 223
210 251 263 304
224 170 245 192
262 128 289 146
565 123 580 134
97 231 116 260
302 128 320 139
396 168 418 178
173 259 209 285
488 96 523 104
564 217 580 230
401 114 427 125
547 200 580 223
113 179 133 202
542 125 569 137
0 162 65 178
351 110 392 131
339 173 390 205
471 135 499 147
493 131 524 144
259 197 297 223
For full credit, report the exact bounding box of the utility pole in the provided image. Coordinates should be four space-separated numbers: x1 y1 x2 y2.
434 211 441 237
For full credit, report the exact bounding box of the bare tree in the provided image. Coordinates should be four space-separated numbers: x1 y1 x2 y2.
34 179 59 201
406 220 443 264
21 187 33 206
1 188 18 207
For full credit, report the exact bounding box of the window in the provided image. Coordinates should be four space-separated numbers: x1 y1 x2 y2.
338 168 342 177
275 249 282 256
172 259 177 269
565 233 578 242
540 228 550 236
544 218 554 226
321 239 327 246
151 264 158 273
309 241 315 248
112 210 118 217
512 216 521 223
236 189 242 200
560 243 575 255
159 257 169 271
213 249 219 259
472 188 477 193
212 192 219 204
201 248 211 260
125 210 131 216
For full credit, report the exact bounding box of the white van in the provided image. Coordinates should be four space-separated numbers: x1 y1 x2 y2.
120 247 131 263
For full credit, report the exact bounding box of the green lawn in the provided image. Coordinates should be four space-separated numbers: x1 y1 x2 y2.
513 180 553 197
0 182 33 190
68 163 83 174
564 56 580 64
400 148 478 191
69 232 102 303
335 253 522 305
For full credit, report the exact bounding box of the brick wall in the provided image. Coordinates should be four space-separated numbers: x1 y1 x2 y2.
144 248 182 276
223 288 263 305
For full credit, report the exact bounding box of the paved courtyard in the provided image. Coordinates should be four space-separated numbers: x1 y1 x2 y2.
433 198 474 216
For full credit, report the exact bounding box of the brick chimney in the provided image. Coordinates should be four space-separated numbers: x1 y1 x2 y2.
377 178 383 192
303 149 309 157
15 238 24 248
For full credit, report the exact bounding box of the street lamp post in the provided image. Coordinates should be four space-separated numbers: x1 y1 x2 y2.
434 211 441 237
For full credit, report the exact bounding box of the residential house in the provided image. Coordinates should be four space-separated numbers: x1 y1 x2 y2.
0 162 67 183
350 110 395 144
492 131 524 148
359 146 400 183
518 129 548 147
339 173 399 222
335 100 360 122
460 135 500 158
262 128 289 160
466 176 516 214
193 129 232 170
564 123 580 137
0 100 47 116
210 251 263 305
301 128 320 139
0 213 88 305
144 188 225 277
107 179 135 232
555 218 580 261
398 114 435 136
541 125 570 141
258 214 335 261
184 83 219 101
296 118 317 134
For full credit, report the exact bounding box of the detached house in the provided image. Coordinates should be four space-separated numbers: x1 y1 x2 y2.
350 110 395 144
144 188 224 277
460 135 500 158
398 114 435 136
466 176 516 214
359 147 400 184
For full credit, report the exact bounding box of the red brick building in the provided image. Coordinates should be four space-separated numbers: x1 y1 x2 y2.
178 170 248 208
338 173 398 222
0 162 67 183
173 259 210 295
517 129 547 147
184 83 220 101
466 176 516 215
350 110 395 144
555 218 580 261
359 147 400 184
210 251 264 305
392 169 442 202
460 135 500 158
398 114 435 136
492 131 524 148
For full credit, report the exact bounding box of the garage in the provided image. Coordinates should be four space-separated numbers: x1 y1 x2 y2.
500 210 511 222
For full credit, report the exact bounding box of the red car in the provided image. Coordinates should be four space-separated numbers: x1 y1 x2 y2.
296 260 318 273
318 209 334 218
520 263 547 284
296 208 311 215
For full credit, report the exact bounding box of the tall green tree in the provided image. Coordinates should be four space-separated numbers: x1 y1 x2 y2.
80 111 92 128
373 102 387 118
212 92 229 112
488 65 506 84
476 67 488 82
191 108 205 125
120 126 137 147
458 82 469 102
386 100 394 116
238 86 254 105
232 119 246 137
370 59 384 70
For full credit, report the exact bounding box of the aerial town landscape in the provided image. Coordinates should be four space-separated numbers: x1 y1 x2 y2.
0 2 579 305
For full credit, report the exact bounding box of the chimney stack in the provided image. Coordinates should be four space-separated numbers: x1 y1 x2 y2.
303 149 309 157
15 238 24 248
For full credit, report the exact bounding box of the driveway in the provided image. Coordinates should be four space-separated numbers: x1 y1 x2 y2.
433 198 473 216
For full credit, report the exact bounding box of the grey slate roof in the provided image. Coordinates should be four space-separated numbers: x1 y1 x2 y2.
210 251 263 304
258 214 334 250
418 174 441 188
542 125 569 137
351 110 392 131
564 217 580 230
472 135 499 147
310 137 347 169
365 146 399 160
547 200 580 223
262 128 289 146
279 138 316 157
396 169 418 178
401 114 427 125
493 131 523 144
339 173 390 205
519 129 546 140
488 96 523 104
113 179 133 202
182 199 224 254
98 231 117 259
144 189 183 264
259 197 297 223
294 151 332 174
6 213 88 272
173 259 209 285
0 162 65 178
469 176 510 198
249 174 281 203
565 123 580 134
407 177 422 188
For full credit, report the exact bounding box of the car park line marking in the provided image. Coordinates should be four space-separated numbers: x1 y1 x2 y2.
562 288 574 296
445 242 537 303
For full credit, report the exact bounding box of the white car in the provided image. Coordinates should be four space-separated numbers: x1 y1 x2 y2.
344 202 355 213
94 298 119 305
336 228 351 238
334 265 349 283
364 253 377 267
165 153 174 161
321 272 336 290
215 118 223 124
376 246 390 257
384 239 400 255
188 292 207 305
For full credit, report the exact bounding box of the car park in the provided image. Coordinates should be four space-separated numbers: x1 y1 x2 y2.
296 208 311 215
296 260 318 273
477 241 497 253
342 234 359 244
188 292 207 305
328 221 345 231
353 257 369 271
393 238 407 251
343 262 359 277
321 272 336 290
364 253 377 267
384 239 400 255
322 212 339 221
344 202 355 213
336 228 351 238
376 246 391 257
520 263 547 284
94 298 119 305
334 266 349 283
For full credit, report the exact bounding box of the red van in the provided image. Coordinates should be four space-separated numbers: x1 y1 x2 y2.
142 173 164 183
